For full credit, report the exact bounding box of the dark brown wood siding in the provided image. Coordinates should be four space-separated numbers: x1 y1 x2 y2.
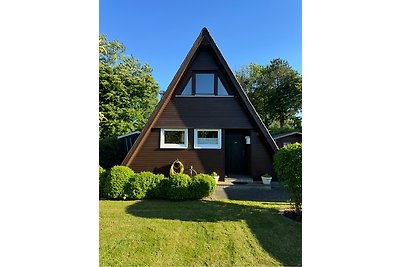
129 94 275 179
155 96 254 128
274 134 302 148
249 130 276 181
128 127 276 180
190 46 219 71
128 128 225 178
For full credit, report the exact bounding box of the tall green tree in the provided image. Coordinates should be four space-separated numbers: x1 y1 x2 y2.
236 59 302 128
99 34 159 139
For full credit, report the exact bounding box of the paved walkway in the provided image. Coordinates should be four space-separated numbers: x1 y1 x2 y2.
210 182 291 202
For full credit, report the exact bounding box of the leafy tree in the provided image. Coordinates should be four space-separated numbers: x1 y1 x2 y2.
99 34 159 139
99 136 123 169
268 117 302 135
236 59 302 128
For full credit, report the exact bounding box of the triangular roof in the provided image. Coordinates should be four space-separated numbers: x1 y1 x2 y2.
122 27 278 166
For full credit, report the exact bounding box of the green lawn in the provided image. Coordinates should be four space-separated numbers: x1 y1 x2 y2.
100 200 301 266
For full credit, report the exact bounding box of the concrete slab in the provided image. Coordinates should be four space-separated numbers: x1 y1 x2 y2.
210 182 291 202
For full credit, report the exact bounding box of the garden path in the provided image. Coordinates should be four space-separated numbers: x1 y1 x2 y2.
210 181 291 202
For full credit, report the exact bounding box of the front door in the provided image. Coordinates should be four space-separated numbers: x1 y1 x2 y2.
225 130 247 175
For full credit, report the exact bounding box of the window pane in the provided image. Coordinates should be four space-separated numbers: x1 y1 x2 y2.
165 131 184 144
195 73 214 95
217 78 228 95
181 78 192 95
197 130 218 144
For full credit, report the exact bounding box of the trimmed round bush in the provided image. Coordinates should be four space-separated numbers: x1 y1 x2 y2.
165 173 191 200
273 142 302 214
103 166 134 199
100 169 218 200
125 171 165 199
190 174 216 199
142 172 166 198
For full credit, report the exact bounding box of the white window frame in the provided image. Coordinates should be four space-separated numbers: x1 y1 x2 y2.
160 128 188 149
194 129 222 149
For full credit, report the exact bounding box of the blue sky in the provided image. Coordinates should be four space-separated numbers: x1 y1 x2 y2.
100 0 302 91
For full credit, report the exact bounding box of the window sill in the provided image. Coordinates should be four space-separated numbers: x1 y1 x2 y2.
160 146 188 149
193 146 222 149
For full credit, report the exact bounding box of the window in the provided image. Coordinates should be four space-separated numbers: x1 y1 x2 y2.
194 129 222 149
195 73 214 95
283 142 291 146
181 77 192 95
217 78 228 96
160 129 188 149
178 73 230 96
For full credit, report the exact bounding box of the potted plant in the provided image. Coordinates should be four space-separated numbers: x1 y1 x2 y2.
261 173 272 185
211 172 220 183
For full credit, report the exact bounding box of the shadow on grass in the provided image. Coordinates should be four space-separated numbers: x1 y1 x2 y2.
125 199 301 266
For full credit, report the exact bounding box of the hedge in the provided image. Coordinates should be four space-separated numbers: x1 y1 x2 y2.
273 142 302 214
190 174 216 199
125 171 165 199
102 166 134 199
164 173 191 200
99 166 217 200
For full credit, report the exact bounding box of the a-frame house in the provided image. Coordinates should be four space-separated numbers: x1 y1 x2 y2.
122 28 278 181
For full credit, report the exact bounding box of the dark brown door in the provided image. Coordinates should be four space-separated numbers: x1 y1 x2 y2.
225 130 247 174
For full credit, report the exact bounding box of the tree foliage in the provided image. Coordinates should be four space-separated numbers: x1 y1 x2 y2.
99 34 159 138
273 143 302 215
236 59 302 129
99 136 123 169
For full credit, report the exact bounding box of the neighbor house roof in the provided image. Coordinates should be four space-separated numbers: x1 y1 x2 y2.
117 131 141 139
122 27 278 166
272 132 302 139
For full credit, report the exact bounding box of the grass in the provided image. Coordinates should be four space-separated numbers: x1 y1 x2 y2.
100 199 301 266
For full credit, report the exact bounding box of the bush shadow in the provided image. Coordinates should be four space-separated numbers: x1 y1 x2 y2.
125 199 301 266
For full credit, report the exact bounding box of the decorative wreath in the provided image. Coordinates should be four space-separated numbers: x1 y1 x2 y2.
169 159 184 176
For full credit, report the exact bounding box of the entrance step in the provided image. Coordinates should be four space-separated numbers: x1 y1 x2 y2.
224 175 253 185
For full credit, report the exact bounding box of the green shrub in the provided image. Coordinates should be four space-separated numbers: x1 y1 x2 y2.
156 178 169 199
144 173 167 199
103 166 134 199
125 171 165 199
99 165 106 176
101 169 216 201
99 166 107 198
273 142 302 214
99 136 123 169
210 172 218 177
190 174 216 199
165 173 191 200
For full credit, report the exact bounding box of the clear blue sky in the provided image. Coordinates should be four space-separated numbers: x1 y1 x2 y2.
100 0 302 91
